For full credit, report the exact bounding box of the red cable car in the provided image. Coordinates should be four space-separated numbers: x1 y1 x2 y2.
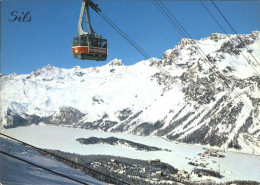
72 0 107 61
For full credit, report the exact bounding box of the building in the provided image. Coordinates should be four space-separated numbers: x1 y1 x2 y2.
148 159 161 165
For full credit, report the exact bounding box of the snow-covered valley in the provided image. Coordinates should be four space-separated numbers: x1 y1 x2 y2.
1 125 260 183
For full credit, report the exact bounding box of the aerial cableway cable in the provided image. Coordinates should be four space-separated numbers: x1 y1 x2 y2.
97 11 184 91
153 2 183 37
199 1 260 76
199 1 227 35
153 0 260 123
211 0 260 67
0 150 90 185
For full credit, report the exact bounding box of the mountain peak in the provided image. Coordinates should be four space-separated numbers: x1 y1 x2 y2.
208 33 228 42
73 66 82 70
107 59 124 67
30 64 59 78
42 64 57 71
178 38 195 46
250 30 260 39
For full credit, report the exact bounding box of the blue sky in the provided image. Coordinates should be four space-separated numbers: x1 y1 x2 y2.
1 0 260 75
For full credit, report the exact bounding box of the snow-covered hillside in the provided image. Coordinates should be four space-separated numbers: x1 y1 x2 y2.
0 136 106 185
1 31 260 153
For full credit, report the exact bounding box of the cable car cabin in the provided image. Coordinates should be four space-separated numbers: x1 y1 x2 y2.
72 35 107 61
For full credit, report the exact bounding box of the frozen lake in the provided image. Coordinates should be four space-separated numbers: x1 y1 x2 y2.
1 125 260 183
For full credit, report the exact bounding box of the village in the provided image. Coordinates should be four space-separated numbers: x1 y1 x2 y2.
198 149 225 158
89 158 191 184
89 156 227 184
187 149 225 168
47 149 227 184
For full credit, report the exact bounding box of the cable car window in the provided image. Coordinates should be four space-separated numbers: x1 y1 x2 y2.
79 37 88 46
101 40 107 48
73 38 79 46
91 38 98 47
98 40 103 47
79 38 83 45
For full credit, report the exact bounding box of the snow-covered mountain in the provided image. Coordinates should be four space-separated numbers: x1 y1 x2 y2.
1 31 260 153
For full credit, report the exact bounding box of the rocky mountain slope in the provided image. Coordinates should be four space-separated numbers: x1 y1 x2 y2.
1 31 260 154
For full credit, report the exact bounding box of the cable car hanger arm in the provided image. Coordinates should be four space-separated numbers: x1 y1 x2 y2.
78 0 101 37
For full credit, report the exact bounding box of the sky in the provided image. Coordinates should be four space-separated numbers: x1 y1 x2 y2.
1 0 260 75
